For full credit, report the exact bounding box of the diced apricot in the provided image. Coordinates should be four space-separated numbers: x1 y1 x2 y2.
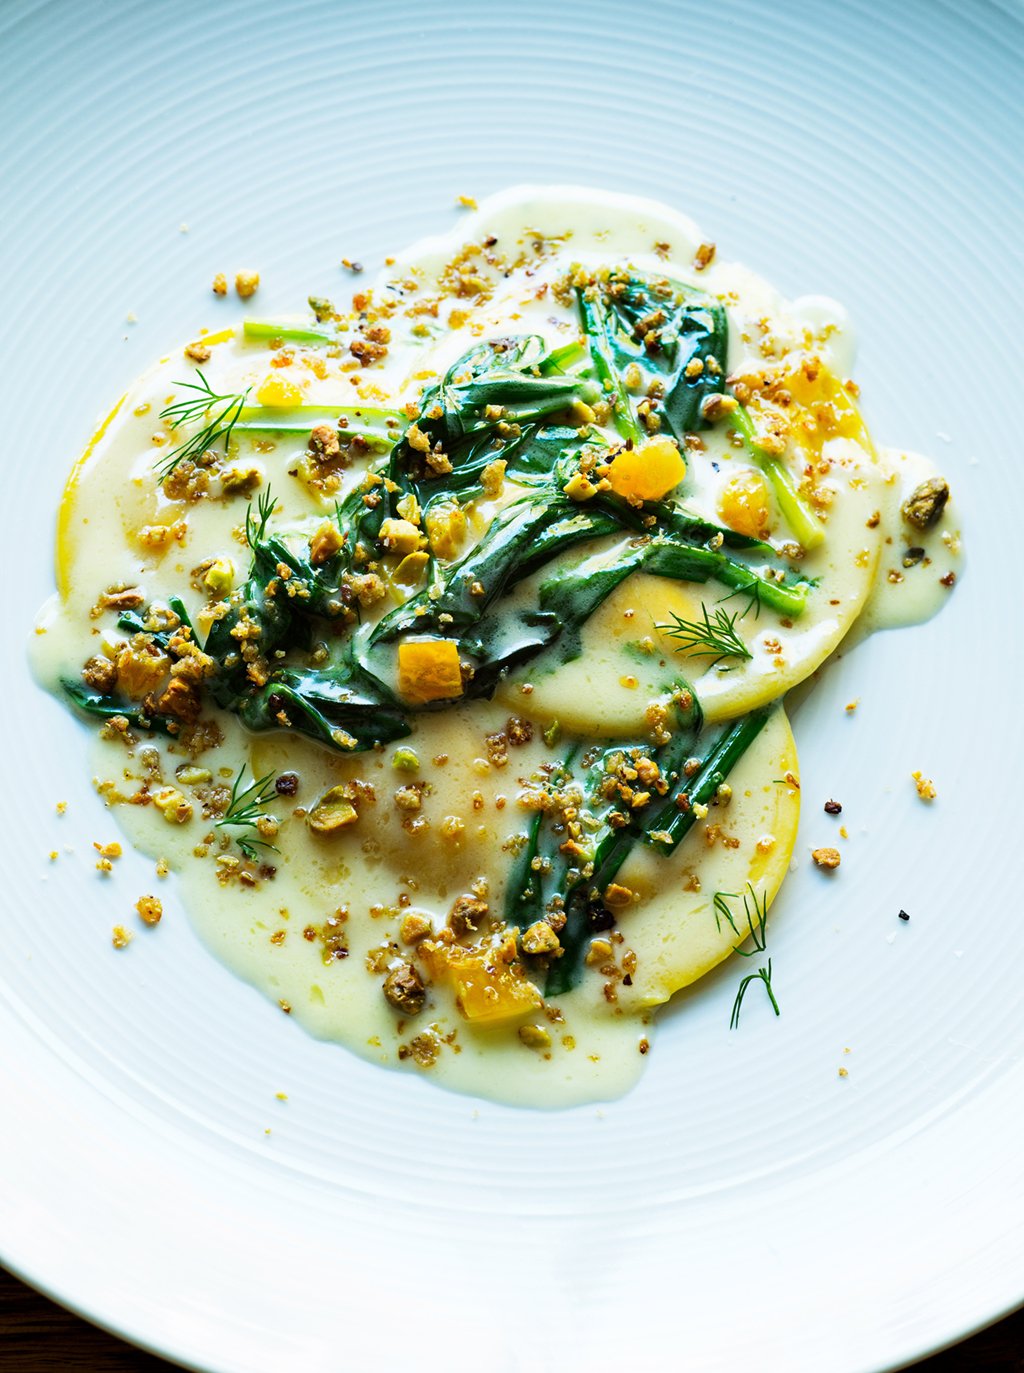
785 363 874 456
606 435 686 502
397 639 463 703
256 374 302 408
453 963 542 1024
718 468 772 538
420 943 542 1026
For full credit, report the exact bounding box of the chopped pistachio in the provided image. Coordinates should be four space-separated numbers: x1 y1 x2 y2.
542 720 562 748
522 921 561 955
307 786 359 834
175 764 212 786
518 1023 552 1051
382 962 426 1015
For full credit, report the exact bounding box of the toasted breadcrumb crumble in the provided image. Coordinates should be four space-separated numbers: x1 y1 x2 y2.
136 895 163 926
235 270 260 299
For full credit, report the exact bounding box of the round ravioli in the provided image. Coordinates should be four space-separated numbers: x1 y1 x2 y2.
497 437 884 732
247 705 799 1017
610 704 800 1009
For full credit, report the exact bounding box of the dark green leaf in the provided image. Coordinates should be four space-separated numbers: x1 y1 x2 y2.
575 270 727 441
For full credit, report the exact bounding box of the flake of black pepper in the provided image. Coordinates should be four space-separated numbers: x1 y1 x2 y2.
898 909 910 921
622 973 633 986
824 799 842 815
902 546 925 568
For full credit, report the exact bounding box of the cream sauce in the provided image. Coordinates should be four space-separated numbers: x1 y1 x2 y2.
30 186 959 1105
859 447 961 634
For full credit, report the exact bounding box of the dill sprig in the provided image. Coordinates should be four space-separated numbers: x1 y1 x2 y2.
215 765 278 862
157 371 252 479
730 960 779 1029
713 883 767 947
712 890 742 938
714 884 780 1028
720 882 769 955
245 484 277 551
717 580 762 620
657 602 752 669
735 884 768 950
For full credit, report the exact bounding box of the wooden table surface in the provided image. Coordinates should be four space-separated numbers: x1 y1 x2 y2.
1 1265 1021 1371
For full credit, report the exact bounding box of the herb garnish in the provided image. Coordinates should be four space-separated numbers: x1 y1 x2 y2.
215 766 278 862
245 484 277 551
657 602 752 669
157 371 252 478
714 884 781 1028
730 960 780 1029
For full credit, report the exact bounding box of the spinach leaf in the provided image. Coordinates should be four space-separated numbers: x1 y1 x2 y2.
235 670 410 752
575 269 727 441
541 706 770 997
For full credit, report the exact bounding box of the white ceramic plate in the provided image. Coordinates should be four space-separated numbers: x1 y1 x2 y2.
3 1 1022 1369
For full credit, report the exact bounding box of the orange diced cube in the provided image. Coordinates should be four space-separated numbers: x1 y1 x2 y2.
785 363 874 454
606 435 687 502
256 374 302 408
453 961 542 1025
397 638 463 703
421 943 542 1026
718 468 772 537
